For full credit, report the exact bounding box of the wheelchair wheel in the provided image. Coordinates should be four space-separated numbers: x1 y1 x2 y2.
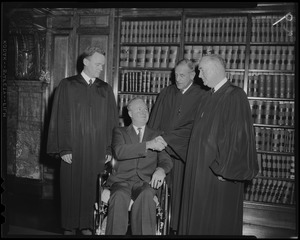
156 180 171 235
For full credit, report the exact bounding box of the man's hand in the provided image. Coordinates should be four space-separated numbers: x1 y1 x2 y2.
61 153 72 164
217 176 226 181
105 154 113 164
146 136 167 151
150 167 166 189
155 136 167 146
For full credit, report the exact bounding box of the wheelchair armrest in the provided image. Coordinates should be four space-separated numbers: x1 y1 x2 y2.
99 157 117 184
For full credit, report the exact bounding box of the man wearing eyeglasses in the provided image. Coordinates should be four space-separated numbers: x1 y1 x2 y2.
148 59 205 235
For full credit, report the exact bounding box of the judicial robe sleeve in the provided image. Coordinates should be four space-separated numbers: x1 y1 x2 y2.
47 79 72 157
162 121 193 162
209 89 259 181
148 86 197 162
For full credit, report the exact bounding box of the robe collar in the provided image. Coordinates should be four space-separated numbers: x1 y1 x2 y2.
213 77 228 93
181 81 193 94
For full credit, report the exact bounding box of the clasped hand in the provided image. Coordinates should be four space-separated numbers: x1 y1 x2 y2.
61 153 72 164
146 136 167 151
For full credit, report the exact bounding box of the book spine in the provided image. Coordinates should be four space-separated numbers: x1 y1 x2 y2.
160 46 169 68
153 46 161 68
145 46 154 68
136 46 146 68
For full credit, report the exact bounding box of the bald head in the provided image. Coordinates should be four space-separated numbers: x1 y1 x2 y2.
198 54 226 88
127 97 149 127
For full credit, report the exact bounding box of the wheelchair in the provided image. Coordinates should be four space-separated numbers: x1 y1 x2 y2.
93 159 171 235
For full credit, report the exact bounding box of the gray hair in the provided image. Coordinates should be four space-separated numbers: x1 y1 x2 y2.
82 46 106 59
201 54 226 70
175 59 196 71
127 97 145 111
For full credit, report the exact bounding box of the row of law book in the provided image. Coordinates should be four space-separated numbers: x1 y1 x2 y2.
120 46 178 69
257 153 295 179
244 178 295 205
184 17 247 43
120 20 181 43
119 69 244 94
118 94 157 117
184 45 246 69
251 15 296 43
249 100 295 126
119 70 172 93
254 127 294 153
248 73 294 99
249 45 294 71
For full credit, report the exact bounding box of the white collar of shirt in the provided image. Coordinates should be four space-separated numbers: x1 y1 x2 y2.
81 71 95 84
133 125 145 135
214 78 227 92
181 82 193 94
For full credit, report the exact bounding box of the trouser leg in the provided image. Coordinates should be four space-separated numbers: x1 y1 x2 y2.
105 182 131 235
130 182 156 235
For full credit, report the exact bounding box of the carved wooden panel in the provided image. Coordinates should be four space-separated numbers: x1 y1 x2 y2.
50 16 72 29
7 86 18 175
14 34 37 79
18 92 42 122
15 129 41 179
53 35 69 88
79 15 109 27
13 81 46 180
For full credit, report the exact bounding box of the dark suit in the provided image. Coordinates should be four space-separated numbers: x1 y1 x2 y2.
105 124 173 235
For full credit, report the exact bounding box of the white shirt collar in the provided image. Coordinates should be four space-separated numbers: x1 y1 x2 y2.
133 125 145 135
214 77 227 92
181 81 193 94
81 71 95 84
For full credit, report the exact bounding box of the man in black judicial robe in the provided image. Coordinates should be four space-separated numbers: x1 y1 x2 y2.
148 59 205 233
47 46 119 235
178 54 259 235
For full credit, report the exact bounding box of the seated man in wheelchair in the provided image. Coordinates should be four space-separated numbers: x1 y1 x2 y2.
105 97 173 235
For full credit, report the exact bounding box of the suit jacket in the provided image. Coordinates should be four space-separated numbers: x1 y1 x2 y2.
107 124 173 186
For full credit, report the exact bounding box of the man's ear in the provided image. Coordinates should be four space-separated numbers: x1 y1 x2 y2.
128 111 132 118
190 71 196 80
83 58 89 66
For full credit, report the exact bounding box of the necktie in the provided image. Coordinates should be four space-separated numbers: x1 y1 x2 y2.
89 79 93 86
211 88 215 94
137 127 142 143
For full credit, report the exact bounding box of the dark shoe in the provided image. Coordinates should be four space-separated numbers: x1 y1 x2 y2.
81 228 92 235
64 229 76 235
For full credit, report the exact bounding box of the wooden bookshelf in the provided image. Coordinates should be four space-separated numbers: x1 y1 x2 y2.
113 5 297 237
